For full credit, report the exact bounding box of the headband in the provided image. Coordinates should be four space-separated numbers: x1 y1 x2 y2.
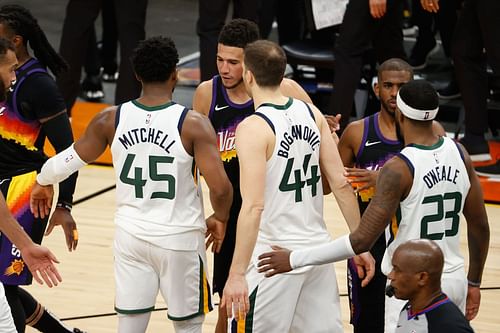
396 91 438 121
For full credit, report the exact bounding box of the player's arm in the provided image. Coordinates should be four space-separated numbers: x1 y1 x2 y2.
338 120 363 168
222 116 270 320
192 80 213 116
182 111 232 253
30 107 117 218
280 78 313 104
349 156 411 251
258 156 410 275
182 111 232 224
458 143 490 320
311 105 360 231
322 119 363 194
0 194 61 287
40 110 80 251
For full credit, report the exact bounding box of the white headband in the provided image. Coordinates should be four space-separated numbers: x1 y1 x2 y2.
396 91 438 121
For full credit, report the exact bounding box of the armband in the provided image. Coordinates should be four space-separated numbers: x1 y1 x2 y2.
37 144 87 186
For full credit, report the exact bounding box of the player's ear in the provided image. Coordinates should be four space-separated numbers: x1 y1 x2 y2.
134 72 142 84
245 69 254 86
374 81 380 99
171 68 178 83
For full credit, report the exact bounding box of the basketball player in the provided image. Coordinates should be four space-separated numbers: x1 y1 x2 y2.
0 5 83 333
192 18 315 332
389 239 474 333
221 40 374 332
30 36 233 333
0 37 63 333
258 80 490 332
338 58 444 333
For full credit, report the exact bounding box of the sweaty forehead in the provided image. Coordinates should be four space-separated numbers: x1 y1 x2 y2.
217 43 243 60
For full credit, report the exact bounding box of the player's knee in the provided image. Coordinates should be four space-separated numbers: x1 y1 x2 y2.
172 314 204 333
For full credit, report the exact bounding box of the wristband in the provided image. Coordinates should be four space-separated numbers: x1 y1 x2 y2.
37 144 87 186
56 201 72 212
467 280 481 288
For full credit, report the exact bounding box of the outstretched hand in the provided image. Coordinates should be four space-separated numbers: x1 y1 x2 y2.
205 214 226 253
30 182 54 219
257 245 292 277
21 243 62 287
46 208 79 252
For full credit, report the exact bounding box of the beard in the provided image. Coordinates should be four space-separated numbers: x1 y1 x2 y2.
381 99 396 117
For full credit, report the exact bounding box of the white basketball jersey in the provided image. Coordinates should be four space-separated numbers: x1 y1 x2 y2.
381 136 471 275
111 100 205 250
254 98 330 251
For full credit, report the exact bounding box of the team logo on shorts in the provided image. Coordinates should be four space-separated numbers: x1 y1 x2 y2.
5 259 24 276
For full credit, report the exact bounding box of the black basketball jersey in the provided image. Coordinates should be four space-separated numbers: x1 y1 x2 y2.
208 75 254 191
397 294 474 333
0 58 51 177
355 112 403 212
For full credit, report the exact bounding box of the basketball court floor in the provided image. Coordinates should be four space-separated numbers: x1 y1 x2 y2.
9 0 500 332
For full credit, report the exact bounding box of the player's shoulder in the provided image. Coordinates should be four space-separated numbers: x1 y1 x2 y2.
193 79 214 116
339 118 364 145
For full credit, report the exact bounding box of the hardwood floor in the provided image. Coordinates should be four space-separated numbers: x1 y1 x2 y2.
24 165 499 332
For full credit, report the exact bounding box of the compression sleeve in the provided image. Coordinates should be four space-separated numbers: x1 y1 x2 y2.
289 234 355 269
37 144 87 186
41 112 77 204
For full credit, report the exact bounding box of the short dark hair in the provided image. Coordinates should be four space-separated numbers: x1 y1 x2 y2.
131 36 179 83
399 79 439 110
244 40 286 88
218 18 260 48
378 58 414 79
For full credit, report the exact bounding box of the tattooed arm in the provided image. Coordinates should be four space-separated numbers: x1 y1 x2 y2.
350 156 412 253
257 156 412 275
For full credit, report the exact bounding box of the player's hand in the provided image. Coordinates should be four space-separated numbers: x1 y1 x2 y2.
345 167 378 192
369 0 387 18
352 252 376 287
257 245 292 277
421 0 439 13
221 273 250 321
20 243 62 287
325 114 341 133
205 214 226 253
466 285 481 320
30 182 54 219
46 208 78 252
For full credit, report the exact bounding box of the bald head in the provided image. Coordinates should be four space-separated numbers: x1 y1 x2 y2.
395 239 443 282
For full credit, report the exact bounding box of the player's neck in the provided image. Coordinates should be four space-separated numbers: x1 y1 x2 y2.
252 86 288 109
225 81 251 104
404 126 439 146
409 289 442 314
378 109 397 140
138 84 173 106
15 49 31 67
